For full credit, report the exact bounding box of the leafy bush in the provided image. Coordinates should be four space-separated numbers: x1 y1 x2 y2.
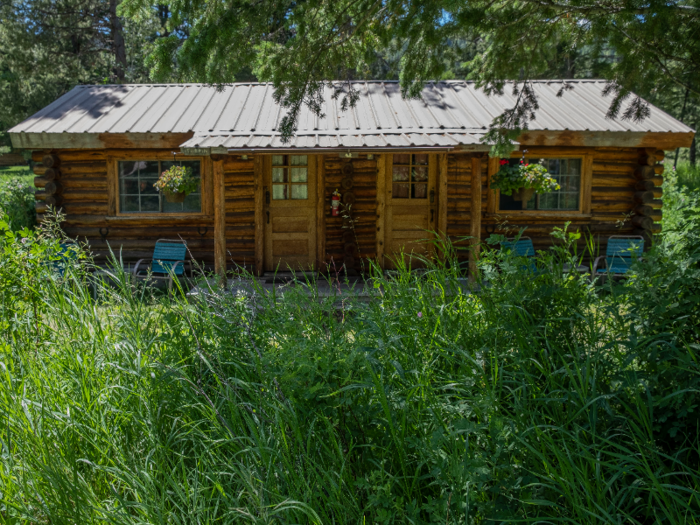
0 212 698 524
0 173 35 230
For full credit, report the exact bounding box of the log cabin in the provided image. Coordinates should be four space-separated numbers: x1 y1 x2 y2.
8 80 694 277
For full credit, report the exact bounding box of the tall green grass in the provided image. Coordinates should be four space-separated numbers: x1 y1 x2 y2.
0 211 699 524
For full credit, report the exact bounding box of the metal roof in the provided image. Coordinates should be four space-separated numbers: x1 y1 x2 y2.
9 80 693 150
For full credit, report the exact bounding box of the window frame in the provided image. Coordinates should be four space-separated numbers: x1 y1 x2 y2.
491 153 593 216
270 154 310 201
109 155 210 218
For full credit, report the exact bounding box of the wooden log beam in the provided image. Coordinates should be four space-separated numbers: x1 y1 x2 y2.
634 191 654 204
631 215 653 229
376 154 386 268
634 165 655 180
42 154 59 168
633 205 653 216
651 175 664 186
254 155 264 276
469 156 483 282
213 157 226 284
636 180 655 191
44 181 62 195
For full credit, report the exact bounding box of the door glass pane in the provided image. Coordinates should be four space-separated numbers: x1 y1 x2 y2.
291 155 307 166
291 185 308 199
291 167 307 182
412 166 428 182
393 166 410 182
272 184 287 200
413 154 429 165
272 167 286 183
272 155 285 166
393 153 410 165
413 184 427 199
393 183 410 199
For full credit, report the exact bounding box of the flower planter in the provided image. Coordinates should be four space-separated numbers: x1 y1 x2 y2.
165 191 187 203
512 187 535 202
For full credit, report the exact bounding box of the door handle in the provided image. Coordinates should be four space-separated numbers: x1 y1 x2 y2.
267 210 270 224
430 209 434 222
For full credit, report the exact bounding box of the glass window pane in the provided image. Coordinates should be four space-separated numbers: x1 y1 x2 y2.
412 166 428 182
393 154 410 165
272 155 285 166
413 183 428 199
563 193 579 210
272 168 287 183
567 159 581 176
119 161 141 178
139 178 159 195
272 184 287 200
120 195 140 213
539 193 558 209
163 199 184 213
291 167 307 183
393 166 410 182
140 196 160 212
393 183 410 199
291 184 308 199
290 155 307 166
120 178 139 195
413 154 429 165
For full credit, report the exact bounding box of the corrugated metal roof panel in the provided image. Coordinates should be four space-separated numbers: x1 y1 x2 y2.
10 81 693 142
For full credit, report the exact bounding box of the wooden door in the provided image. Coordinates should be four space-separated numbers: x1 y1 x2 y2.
264 154 317 272
384 153 437 269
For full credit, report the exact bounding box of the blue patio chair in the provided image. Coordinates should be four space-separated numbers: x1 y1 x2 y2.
591 235 644 282
501 236 538 272
50 242 80 278
132 239 191 291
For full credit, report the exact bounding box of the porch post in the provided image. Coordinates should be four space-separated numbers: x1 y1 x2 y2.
469 156 483 281
212 155 226 285
254 155 264 276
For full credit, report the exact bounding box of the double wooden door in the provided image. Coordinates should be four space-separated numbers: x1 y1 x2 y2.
263 154 317 272
384 153 437 268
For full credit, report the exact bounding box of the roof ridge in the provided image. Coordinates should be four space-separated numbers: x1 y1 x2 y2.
77 79 610 88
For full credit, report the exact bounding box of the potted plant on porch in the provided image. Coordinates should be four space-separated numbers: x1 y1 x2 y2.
154 165 198 203
491 159 560 201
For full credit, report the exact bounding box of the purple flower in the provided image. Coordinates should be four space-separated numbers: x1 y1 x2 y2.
417 312 422 318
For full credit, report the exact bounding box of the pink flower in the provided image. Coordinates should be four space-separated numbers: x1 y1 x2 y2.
417 312 422 318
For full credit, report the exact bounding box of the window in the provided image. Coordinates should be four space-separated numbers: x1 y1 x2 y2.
392 154 429 199
498 158 581 211
272 155 308 199
118 160 201 214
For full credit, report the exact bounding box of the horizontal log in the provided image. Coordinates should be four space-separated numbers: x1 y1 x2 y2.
651 175 664 186
650 210 662 222
634 165 655 180
631 215 653 229
640 154 657 166
44 195 63 207
35 202 48 214
651 223 662 233
654 149 665 160
654 164 665 175
42 154 60 168
34 176 48 188
652 187 663 198
633 191 654 204
44 181 62 195
634 205 653 216
636 180 655 191
650 199 663 209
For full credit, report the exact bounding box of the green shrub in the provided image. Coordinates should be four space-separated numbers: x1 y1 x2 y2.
0 214 698 524
0 173 35 230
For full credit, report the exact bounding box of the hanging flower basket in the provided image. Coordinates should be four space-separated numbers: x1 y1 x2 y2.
164 191 187 203
512 187 536 202
154 165 198 203
490 159 559 199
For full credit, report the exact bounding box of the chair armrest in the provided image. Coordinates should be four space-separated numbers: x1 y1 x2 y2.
592 255 606 275
132 259 151 275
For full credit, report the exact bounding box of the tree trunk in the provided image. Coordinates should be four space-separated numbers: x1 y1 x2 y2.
110 0 127 83
691 133 696 168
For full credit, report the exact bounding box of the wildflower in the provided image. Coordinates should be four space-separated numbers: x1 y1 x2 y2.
417 311 422 318
500 159 509 165
21 237 28 244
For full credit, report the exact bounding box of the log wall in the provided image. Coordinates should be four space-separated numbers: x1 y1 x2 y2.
31 146 665 272
32 150 217 268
